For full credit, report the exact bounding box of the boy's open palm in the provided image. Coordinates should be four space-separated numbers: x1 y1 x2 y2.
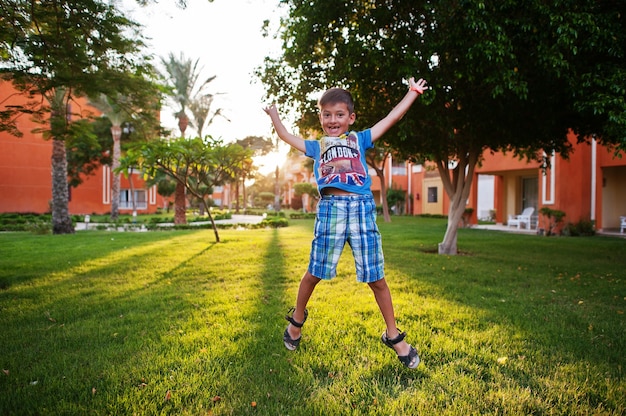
409 77 429 95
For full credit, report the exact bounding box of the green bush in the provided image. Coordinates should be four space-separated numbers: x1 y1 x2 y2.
563 219 596 236
259 217 289 228
25 221 52 235
289 212 316 220
0 213 54 231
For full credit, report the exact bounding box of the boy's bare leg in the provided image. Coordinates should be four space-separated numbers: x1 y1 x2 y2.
368 278 411 356
287 270 321 339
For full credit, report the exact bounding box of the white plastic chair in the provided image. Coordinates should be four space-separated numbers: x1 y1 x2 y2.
508 207 534 229
620 216 626 233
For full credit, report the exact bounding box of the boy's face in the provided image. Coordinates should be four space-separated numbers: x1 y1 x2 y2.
318 102 355 137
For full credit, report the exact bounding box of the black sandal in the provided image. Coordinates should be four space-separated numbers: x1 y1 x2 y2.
283 307 308 351
381 330 420 369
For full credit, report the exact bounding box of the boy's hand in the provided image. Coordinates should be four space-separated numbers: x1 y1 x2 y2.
263 104 278 116
408 77 429 95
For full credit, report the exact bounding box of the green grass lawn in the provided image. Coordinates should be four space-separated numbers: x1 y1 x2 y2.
0 217 624 415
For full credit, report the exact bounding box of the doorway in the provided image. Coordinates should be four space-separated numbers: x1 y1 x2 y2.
522 176 538 227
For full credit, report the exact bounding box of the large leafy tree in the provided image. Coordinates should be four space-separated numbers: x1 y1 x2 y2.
259 0 626 254
1 0 158 234
160 52 219 224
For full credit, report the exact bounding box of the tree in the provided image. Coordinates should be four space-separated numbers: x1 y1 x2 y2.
258 0 626 254
293 182 317 212
46 88 77 234
365 144 393 222
65 117 109 189
188 93 229 139
387 186 406 216
88 94 128 221
1 0 158 234
85 95 162 220
235 136 275 212
160 52 218 224
122 137 254 242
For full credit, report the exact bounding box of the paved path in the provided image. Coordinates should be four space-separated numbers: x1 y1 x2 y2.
214 214 265 224
75 214 265 231
472 223 625 237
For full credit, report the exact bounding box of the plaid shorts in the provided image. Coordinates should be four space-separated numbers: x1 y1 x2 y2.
308 194 384 283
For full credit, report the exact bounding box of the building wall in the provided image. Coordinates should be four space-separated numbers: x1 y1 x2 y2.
597 144 626 230
1 126 54 213
0 80 165 215
553 142 593 225
472 132 626 230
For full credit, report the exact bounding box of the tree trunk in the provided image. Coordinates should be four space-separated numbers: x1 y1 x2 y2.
200 198 220 243
367 151 392 222
174 113 188 224
128 169 137 219
110 125 122 221
377 168 391 223
178 114 189 136
51 139 74 234
174 182 186 224
436 150 479 255
438 201 464 254
371 163 391 222
234 179 240 214
273 166 281 211
242 174 247 213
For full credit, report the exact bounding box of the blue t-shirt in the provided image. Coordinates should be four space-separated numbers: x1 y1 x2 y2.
304 129 373 195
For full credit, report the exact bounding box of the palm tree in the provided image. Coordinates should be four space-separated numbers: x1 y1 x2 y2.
188 94 229 139
160 52 217 224
88 94 127 221
47 88 74 234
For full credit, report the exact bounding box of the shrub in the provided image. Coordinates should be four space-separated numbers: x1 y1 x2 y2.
25 221 52 235
539 207 566 236
563 219 595 236
260 217 289 228
289 212 316 220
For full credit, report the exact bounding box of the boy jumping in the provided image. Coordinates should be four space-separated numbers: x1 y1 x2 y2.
263 76 428 368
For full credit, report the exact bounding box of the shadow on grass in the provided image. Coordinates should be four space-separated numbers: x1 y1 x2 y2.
0 231 184 290
0 231 225 414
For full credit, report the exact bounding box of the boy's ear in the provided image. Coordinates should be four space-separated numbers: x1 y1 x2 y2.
349 112 356 125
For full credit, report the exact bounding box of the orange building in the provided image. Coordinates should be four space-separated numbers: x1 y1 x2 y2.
369 157 451 217
0 81 166 216
281 132 626 234
470 134 626 233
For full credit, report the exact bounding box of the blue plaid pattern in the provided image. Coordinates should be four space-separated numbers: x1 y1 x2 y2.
308 194 384 283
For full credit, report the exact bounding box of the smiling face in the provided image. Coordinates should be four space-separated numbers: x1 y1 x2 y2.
318 102 356 137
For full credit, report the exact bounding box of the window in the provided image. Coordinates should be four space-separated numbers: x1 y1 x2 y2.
391 160 406 176
427 187 438 203
119 189 147 209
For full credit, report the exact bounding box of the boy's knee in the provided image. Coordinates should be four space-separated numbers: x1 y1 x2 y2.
303 271 322 285
367 278 388 292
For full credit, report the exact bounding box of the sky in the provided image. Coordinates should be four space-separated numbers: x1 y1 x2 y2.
119 0 289 174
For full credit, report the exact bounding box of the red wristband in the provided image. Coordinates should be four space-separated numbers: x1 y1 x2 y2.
409 86 423 95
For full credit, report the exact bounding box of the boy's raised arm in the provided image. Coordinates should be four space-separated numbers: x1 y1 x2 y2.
263 104 307 153
370 77 428 142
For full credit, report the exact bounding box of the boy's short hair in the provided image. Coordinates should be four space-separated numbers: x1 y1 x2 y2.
318 88 355 114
